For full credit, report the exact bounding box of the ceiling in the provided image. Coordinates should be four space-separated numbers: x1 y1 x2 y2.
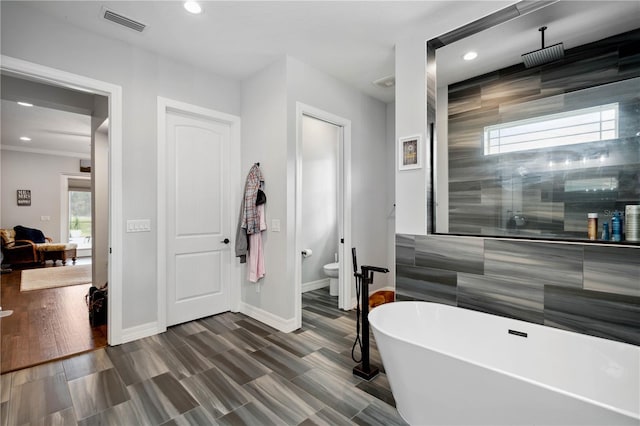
1 73 99 157
436 1 640 86
4 0 477 155
19 0 465 104
1 99 92 157
3 1 637 156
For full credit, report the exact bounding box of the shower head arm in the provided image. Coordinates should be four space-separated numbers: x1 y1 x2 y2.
539 26 547 48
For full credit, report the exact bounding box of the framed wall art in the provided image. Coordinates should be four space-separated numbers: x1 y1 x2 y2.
17 189 31 206
398 135 422 170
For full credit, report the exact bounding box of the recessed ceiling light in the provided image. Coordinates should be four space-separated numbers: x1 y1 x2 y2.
184 1 202 14
19 136 32 142
17 101 33 107
463 51 478 61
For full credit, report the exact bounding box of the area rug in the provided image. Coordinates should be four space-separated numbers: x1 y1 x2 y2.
20 264 92 291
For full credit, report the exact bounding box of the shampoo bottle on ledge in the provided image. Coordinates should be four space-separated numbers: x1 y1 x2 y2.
611 212 622 242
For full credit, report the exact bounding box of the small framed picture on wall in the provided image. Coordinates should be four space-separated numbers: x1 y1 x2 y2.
398 135 422 170
17 189 31 206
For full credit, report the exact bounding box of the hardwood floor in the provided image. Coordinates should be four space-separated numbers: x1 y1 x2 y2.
0 261 107 373
0 288 406 425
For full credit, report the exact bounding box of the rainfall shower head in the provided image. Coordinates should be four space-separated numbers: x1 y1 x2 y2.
521 26 564 68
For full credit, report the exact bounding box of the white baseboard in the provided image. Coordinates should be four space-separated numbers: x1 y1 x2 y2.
116 286 393 344
120 321 162 344
348 297 357 310
239 302 298 333
302 278 329 293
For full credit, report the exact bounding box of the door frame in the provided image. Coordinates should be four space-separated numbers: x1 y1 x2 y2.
157 96 241 332
1 55 124 344
294 102 352 329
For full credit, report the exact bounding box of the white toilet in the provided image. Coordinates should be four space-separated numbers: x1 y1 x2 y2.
323 262 339 296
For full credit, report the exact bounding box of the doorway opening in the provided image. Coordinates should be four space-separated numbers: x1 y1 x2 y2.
64 176 92 258
295 103 352 330
0 55 123 370
300 116 340 301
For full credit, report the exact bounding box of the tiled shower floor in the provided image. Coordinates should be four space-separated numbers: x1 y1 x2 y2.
0 288 406 425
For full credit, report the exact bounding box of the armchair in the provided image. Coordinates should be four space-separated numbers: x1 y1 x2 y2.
0 229 50 266
1 227 77 266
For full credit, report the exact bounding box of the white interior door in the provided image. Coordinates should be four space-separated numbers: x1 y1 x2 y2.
166 110 231 326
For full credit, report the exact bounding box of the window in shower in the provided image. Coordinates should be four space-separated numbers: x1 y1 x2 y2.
484 103 619 156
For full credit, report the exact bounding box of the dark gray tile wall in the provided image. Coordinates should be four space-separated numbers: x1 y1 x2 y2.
484 240 583 288
583 246 640 297
396 234 640 346
396 264 457 306
411 26 640 347
446 29 640 239
544 286 640 344
457 273 544 325
395 234 415 266
415 235 483 274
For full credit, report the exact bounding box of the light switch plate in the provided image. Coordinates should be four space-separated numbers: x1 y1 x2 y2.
271 219 281 232
126 219 151 232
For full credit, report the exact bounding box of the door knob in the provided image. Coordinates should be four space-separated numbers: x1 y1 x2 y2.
221 238 230 244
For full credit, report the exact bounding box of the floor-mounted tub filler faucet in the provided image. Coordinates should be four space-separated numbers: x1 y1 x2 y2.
351 247 388 381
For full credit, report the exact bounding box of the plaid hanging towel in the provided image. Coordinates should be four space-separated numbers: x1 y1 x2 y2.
241 164 264 235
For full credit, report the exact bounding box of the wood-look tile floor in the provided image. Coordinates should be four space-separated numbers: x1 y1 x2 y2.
0 260 107 374
0 288 406 425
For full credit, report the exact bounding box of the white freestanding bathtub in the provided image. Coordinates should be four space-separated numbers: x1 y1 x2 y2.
369 301 640 426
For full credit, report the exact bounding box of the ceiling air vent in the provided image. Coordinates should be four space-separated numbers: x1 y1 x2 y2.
102 7 147 32
373 75 395 89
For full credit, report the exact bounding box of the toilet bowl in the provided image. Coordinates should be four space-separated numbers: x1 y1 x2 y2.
323 262 339 296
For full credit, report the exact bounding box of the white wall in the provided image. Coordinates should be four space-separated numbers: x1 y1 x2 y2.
1 2 241 330
3 2 390 333
287 56 390 293
0 0 509 335
239 58 289 320
386 101 396 288
395 36 428 236
301 116 339 284
1 150 84 241
239 55 391 325
394 1 512 235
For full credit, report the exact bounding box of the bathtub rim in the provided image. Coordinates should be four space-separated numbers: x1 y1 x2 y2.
369 301 640 421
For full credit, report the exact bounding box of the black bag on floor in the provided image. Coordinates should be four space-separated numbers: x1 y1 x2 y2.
86 285 107 326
